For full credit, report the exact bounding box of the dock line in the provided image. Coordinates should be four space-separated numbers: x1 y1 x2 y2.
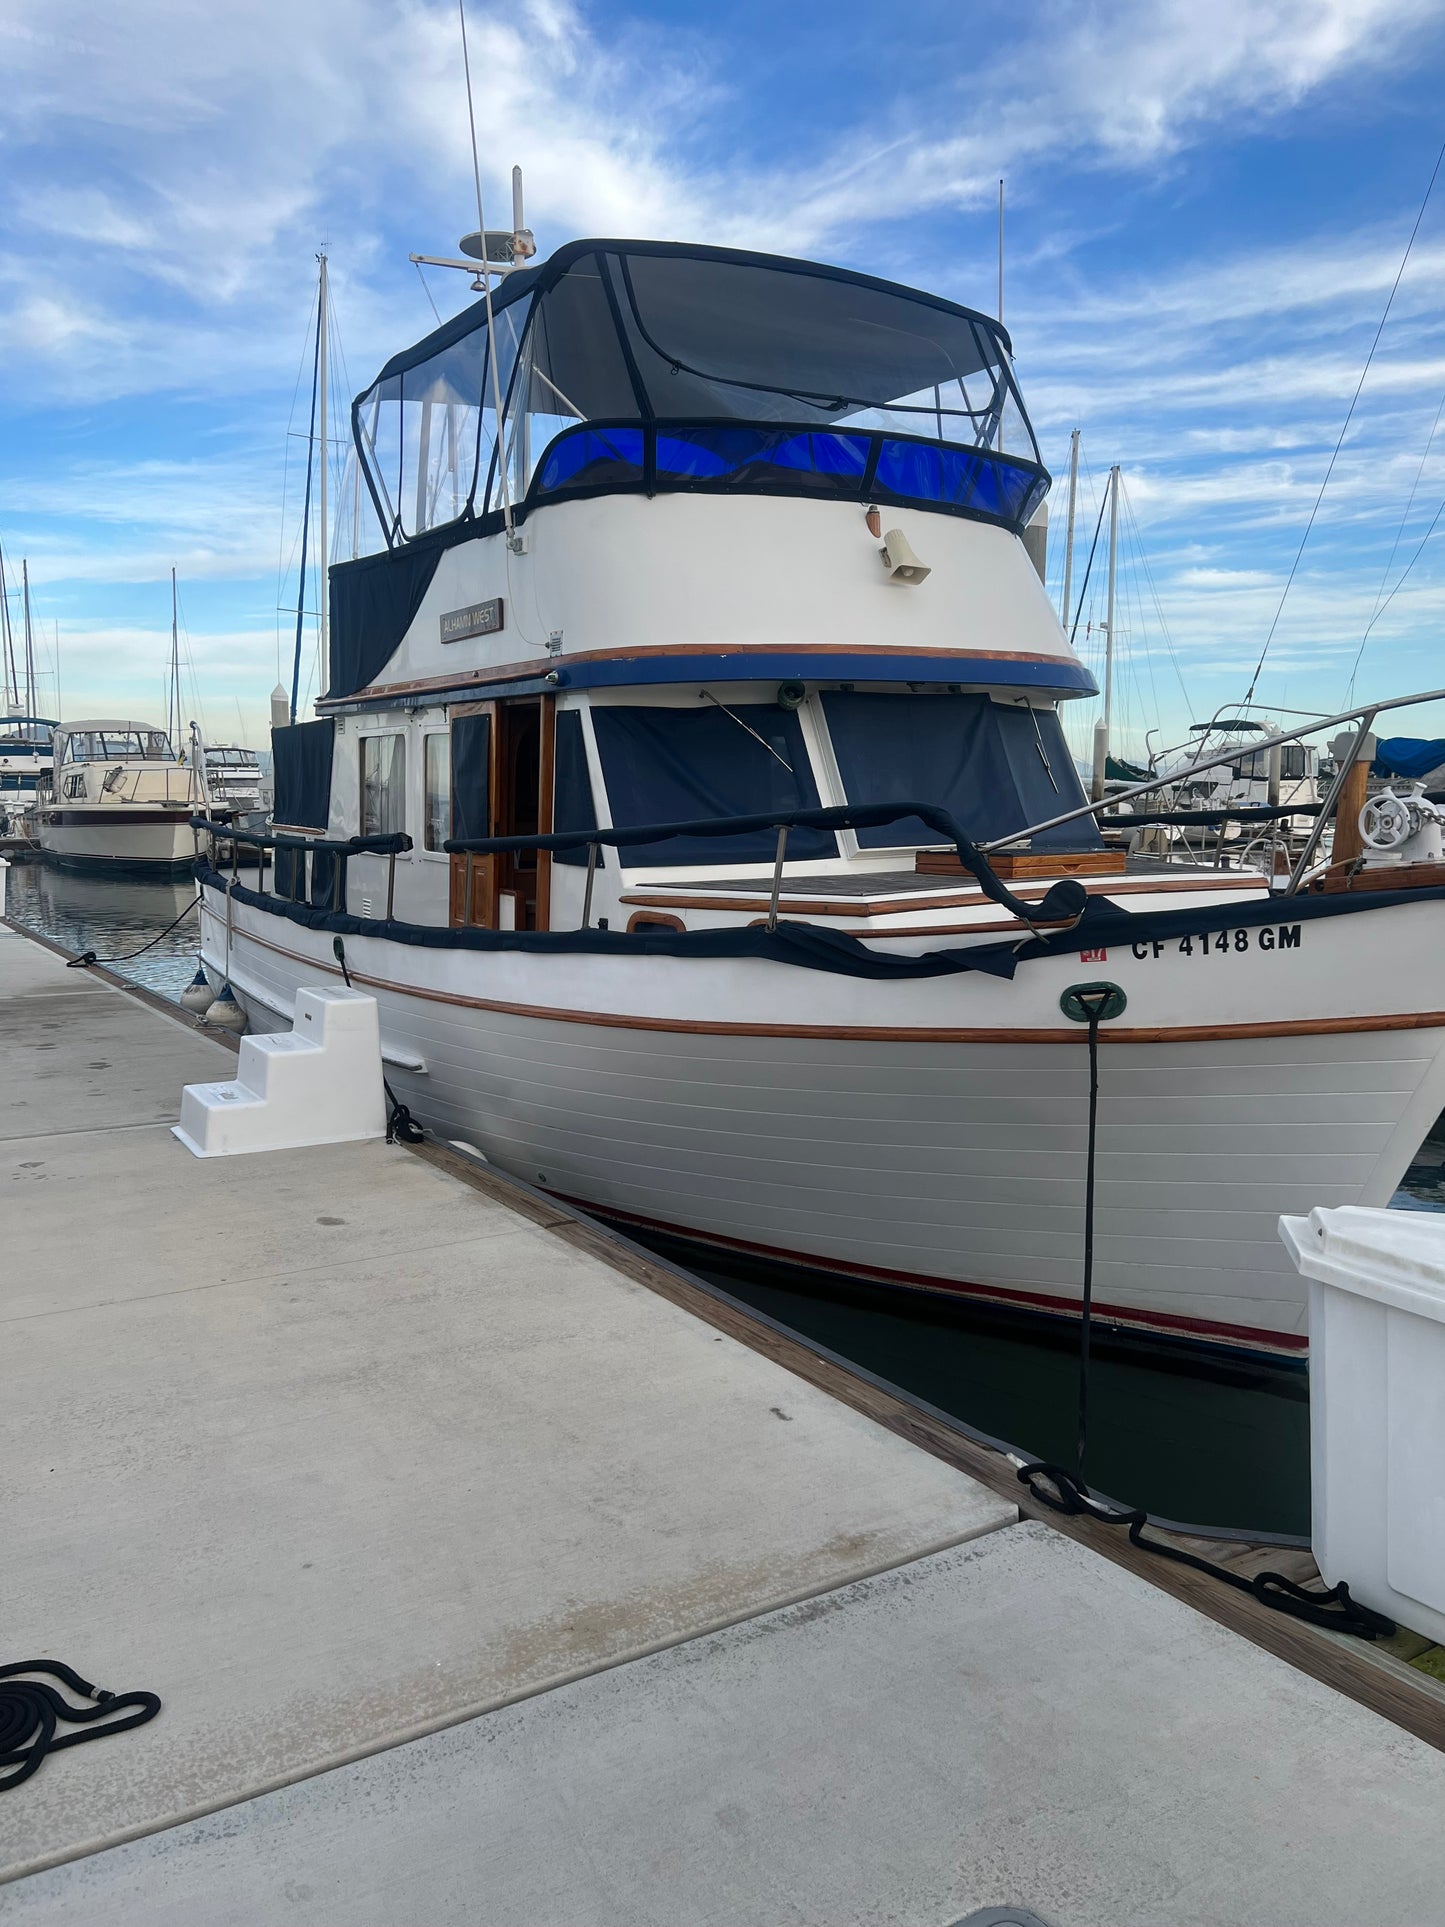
64 894 200 970
0 1662 161 1793
1017 1463 1397 1640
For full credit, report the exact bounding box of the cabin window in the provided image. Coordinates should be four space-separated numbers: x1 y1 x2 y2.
589 702 835 866
63 773 85 799
1230 745 1311 781
360 732 407 837
821 693 1101 851
423 733 451 851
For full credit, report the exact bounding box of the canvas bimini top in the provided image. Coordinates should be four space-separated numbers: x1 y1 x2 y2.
351 239 1050 553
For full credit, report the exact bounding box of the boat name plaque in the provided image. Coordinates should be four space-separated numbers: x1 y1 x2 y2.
440 598 504 643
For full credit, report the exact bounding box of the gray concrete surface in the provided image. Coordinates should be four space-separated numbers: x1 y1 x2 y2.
11 1522 1445 1927
1 926 1011 1884
0 917 233 1136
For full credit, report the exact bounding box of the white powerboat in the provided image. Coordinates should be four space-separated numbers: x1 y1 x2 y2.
195 740 268 835
0 714 54 840
196 235 1445 1359
41 719 203 876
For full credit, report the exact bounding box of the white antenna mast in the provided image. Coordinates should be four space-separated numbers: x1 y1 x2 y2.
997 179 1005 457
997 178 1004 323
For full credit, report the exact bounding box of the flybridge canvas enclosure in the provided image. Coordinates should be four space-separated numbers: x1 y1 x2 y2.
350 240 1046 550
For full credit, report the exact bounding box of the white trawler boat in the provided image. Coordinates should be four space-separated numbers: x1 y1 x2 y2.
196 234 1445 1358
42 720 203 875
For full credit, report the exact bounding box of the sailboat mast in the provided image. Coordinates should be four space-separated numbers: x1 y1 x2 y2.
170 566 180 750
22 559 35 718
1060 428 1080 630
290 264 323 725
317 251 329 704
1090 465 1120 801
0 542 15 710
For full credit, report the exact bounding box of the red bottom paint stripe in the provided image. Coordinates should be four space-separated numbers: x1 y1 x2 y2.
552 1190 1309 1357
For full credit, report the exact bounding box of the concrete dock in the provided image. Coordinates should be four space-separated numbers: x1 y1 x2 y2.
5 912 1445 1924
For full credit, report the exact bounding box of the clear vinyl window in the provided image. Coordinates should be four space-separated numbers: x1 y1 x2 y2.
360 733 407 837
423 733 450 851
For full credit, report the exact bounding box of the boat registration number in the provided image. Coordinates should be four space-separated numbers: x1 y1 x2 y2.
1109 925 1303 961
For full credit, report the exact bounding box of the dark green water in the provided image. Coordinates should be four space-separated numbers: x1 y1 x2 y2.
12 857 1443 1541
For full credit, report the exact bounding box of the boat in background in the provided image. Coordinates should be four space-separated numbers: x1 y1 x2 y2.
40 720 203 876
0 714 55 845
0 546 55 846
194 734 267 828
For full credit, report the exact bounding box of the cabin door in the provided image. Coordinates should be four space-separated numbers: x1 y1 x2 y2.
448 696 553 931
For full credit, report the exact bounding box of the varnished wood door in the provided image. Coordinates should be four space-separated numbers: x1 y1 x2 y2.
448 696 554 930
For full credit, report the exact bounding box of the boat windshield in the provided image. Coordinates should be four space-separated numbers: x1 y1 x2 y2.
353 242 1045 548
60 729 174 763
0 717 56 751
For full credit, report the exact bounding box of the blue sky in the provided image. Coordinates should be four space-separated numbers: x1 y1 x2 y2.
4 0 1445 758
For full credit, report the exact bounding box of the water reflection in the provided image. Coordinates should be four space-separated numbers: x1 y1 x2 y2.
4 859 203 999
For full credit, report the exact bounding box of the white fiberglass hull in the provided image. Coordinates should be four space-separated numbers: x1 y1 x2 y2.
202 887 1445 1356
41 810 197 876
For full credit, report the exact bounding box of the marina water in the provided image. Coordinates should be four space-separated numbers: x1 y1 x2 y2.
24 858 1442 1539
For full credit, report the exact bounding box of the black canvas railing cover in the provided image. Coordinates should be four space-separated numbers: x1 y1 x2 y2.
191 805 1444 986
191 819 411 913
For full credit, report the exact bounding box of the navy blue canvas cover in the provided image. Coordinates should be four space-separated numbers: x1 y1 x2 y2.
552 710 599 864
271 718 335 831
327 533 448 700
822 693 1101 851
450 713 492 843
1374 737 1445 780
590 703 836 864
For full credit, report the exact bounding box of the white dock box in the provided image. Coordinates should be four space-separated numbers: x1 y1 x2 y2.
1280 1204 1445 1643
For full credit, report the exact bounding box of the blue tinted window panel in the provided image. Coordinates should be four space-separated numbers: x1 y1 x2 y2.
873 440 1038 525
654 426 871 491
536 427 645 495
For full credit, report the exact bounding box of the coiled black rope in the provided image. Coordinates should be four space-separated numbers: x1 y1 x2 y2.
1016 1463 1396 1640
66 893 201 968
0 1661 162 1791
329 937 425 1145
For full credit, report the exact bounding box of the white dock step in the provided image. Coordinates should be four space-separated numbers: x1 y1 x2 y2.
172 986 388 1157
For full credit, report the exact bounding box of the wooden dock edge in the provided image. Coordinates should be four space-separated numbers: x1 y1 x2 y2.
416 1138 1445 1755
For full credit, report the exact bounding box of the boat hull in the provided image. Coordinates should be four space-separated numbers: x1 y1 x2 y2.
201 886 1445 1357
40 810 198 879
